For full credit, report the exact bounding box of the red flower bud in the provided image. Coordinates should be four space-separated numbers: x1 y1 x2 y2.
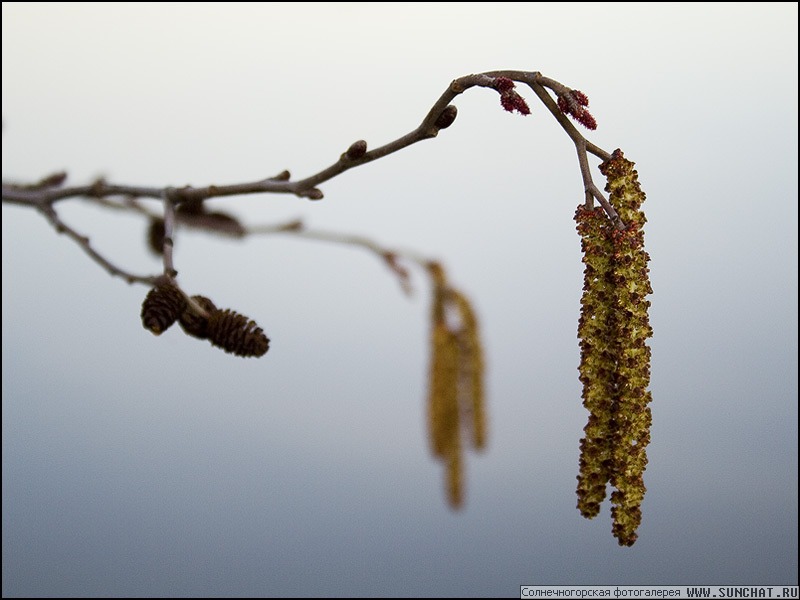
557 91 597 130
572 90 590 106
576 110 597 131
500 91 531 115
492 77 516 93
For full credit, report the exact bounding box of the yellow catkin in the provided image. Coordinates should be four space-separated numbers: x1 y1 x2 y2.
425 262 487 508
452 290 486 451
574 149 653 545
446 445 464 509
601 149 653 547
575 205 617 518
428 324 460 458
427 262 457 458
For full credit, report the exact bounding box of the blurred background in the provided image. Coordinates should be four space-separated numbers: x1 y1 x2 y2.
2 2 797 597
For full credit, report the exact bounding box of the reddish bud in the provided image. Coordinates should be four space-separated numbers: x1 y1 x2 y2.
270 170 291 181
302 188 324 200
33 171 68 189
434 105 458 129
345 140 367 160
557 91 597 130
492 77 516 93
572 90 590 106
490 77 530 116
500 91 531 115
576 110 597 131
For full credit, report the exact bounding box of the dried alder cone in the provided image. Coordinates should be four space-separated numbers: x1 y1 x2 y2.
178 295 218 340
141 286 269 357
575 149 652 546
141 282 186 335
207 309 270 358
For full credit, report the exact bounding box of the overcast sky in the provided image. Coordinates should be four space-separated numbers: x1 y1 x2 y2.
2 2 797 597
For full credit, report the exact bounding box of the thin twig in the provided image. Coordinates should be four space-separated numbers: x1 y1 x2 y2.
38 204 159 286
161 190 177 278
249 219 431 295
522 77 623 229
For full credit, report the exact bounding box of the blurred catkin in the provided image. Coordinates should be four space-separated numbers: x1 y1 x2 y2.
426 263 486 509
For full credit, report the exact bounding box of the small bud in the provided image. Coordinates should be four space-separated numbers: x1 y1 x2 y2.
576 110 597 131
491 77 516 93
557 91 597 130
301 188 324 201
88 178 106 198
147 218 165 256
557 95 569 114
270 170 291 181
434 105 458 130
31 171 68 189
572 90 590 106
278 219 304 232
500 91 531 115
197 211 246 237
177 198 205 215
345 140 367 160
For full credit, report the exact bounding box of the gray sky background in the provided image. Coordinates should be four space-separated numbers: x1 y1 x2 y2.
2 2 797 597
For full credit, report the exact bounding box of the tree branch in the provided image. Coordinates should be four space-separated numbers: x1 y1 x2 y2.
3 69 621 224
2 69 627 296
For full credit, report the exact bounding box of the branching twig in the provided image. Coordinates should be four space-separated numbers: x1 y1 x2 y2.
3 70 621 225
2 69 627 297
38 204 159 286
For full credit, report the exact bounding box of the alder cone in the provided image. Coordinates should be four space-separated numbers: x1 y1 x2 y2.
178 295 218 340
207 309 270 357
141 283 186 335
